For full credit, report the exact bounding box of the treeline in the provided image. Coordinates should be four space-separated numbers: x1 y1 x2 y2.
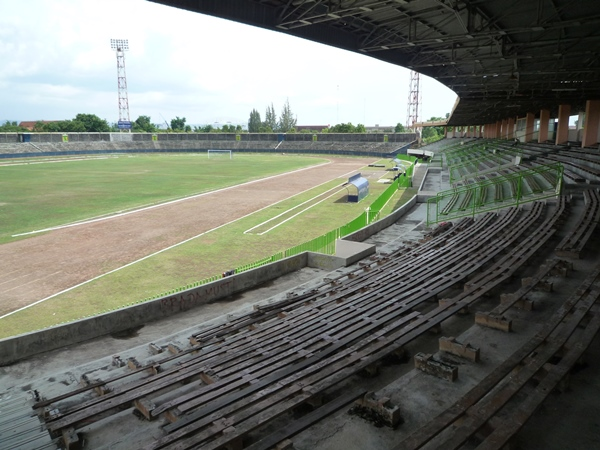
248 99 297 133
2 110 433 135
0 115 244 134
0 114 113 133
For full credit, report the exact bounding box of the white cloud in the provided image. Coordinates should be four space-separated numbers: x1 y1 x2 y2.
0 0 457 126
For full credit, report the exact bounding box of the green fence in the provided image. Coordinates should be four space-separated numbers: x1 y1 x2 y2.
426 163 563 225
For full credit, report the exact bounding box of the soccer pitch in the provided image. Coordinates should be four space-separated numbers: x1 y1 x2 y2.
0 153 415 337
0 153 327 244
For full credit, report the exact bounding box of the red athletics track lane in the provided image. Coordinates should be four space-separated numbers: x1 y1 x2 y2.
0 157 376 316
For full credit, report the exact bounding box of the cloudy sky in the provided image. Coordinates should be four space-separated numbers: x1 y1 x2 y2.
0 0 457 128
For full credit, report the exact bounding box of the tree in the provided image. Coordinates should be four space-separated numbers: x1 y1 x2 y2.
248 109 262 132
193 124 214 133
421 116 445 139
73 113 110 132
0 121 28 132
133 115 157 133
170 116 187 132
395 123 406 133
264 103 277 132
37 120 85 132
355 123 366 133
330 122 356 133
278 98 297 133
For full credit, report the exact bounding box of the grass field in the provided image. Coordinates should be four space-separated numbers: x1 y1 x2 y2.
0 153 416 338
0 153 327 244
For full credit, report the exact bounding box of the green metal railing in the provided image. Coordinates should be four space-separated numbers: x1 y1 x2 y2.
448 151 523 183
426 163 563 225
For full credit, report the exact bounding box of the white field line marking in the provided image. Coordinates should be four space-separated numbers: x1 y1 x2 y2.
0 272 32 287
0 158 376 319
246 161 382 235
247 159 381 236
0 268 25 281
257 187 347 235
243 184 343 234
0 271 62 295
0 156 117 167
376 187 401 217
0 197 294 320
12 160 331 237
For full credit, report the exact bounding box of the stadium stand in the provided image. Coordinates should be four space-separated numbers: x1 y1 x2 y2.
3 135 600 449
4 0 600 446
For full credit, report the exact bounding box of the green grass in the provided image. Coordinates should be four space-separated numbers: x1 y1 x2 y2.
0 153 326 243
0 156 417 338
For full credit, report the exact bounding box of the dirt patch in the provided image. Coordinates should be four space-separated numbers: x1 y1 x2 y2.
0 157 375 316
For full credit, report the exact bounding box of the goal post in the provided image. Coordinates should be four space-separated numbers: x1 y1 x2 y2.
207 149 233 159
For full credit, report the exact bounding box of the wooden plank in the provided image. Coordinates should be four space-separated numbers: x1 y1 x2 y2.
43 198 559 442
242 390 366 450
156 220 562 448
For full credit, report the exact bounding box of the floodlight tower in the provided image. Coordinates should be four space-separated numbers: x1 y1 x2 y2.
406 70 421 131
110 39 131 130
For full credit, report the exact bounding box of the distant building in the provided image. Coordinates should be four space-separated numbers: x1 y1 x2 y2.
365 125 395 133
295 125 330 132
18 121 60 131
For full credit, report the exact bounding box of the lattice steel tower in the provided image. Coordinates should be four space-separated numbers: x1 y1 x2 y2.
110 39 131 127
406 70 421 131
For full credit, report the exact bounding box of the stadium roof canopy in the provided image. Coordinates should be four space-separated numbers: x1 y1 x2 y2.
150 0 600 126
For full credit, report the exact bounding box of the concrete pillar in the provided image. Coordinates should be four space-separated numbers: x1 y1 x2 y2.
538 109 550 143
525 113 535 142
577 111 585 142
451 127 456 138
507 117 515 140
555 104 571 145
582 100 600 148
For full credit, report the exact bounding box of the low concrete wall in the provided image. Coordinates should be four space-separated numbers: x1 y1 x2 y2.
343 194 418 242
307 252 347 271
335 241 377 266
0 253 308 365
0 132 417 145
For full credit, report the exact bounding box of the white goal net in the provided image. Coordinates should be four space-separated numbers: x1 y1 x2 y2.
207 149 233 159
